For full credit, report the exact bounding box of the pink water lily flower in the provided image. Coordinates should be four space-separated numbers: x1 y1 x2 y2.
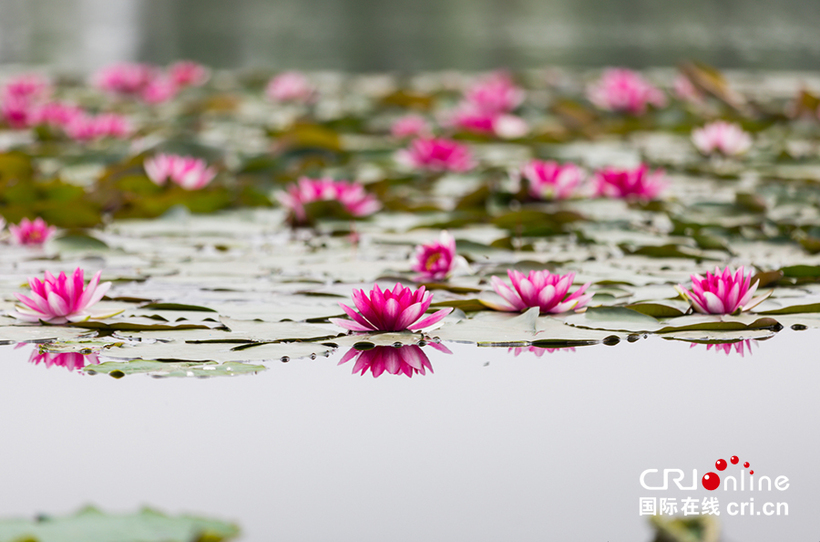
277 177 381 223
29 350 100 372
521 160 583 200
330 283 453 332
339 343 451 378
9 217 57 245
31 101 85 129
3 73 50 100
391 114 432 138
675 266 769 315
692 121 752 156
487 269 592 314
13 268 115 324
1 74 51 129
411 231 468 281
93 62 158 95
587 68 667 115
492 114 529 139
448 105 528 139
464 71 525 113
593 164 667 201
1 94 34 128
141 77 178 104
266 71 315 103
65 113 132 141
168 61 210 87
397 137 476 173
144 154 217 190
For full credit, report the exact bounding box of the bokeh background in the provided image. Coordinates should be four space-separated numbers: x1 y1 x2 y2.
1 0 819 72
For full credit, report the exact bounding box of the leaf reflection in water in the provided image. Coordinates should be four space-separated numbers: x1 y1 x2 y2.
688 339 757 357
339 343 452 378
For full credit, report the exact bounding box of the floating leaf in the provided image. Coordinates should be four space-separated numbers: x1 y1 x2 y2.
565 306 663 332
51 232 109 251
68 317 224 332
758 302 820 315
139 303 218 312
0 507 240 542
655 316 781 334
0 325 93 344
625 302 687 318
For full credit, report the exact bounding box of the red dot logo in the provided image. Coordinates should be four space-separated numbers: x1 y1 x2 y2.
750 470 754 475
744 462 750 468
702 472 721 491
715 459 727 471
730 456 739 465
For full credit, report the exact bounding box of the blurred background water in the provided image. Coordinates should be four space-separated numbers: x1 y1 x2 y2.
0 0 819 73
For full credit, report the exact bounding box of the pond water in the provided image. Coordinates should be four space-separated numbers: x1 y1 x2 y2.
1 0 820 71
1 59 820 541
2 330 818 541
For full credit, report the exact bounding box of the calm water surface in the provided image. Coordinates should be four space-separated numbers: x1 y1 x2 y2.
1 0 819 71
1 330 818 541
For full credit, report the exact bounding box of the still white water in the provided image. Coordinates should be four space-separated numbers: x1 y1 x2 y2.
1 330 817 541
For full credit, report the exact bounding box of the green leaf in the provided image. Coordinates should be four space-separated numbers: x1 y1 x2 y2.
649 512 720 542
0 507 240 542
781 265 820 279
626 302 687 318
565 306 663 332
655 316 780 334
430 299 488 312
51 233 109 251
140 303 218 312
68 318 223 332
758 303 820 315
86 360 266 378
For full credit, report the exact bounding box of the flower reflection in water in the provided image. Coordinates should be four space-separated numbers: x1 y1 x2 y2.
28 350 101 372
507 346 576 358
339 343 452 378
688 340 757 357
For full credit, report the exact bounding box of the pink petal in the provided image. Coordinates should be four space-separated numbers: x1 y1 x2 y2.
408 307 453 331
329 317 374 332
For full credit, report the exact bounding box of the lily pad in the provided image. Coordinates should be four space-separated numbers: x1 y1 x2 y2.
0 507 240 542
87 360 266 378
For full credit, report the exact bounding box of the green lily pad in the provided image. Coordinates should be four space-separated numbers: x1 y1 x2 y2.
139 303 218 312
565 306 664 333
86 360 266 378
102 339 335 363
0 506 240 542
67 317 225 332
0 325 93 344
